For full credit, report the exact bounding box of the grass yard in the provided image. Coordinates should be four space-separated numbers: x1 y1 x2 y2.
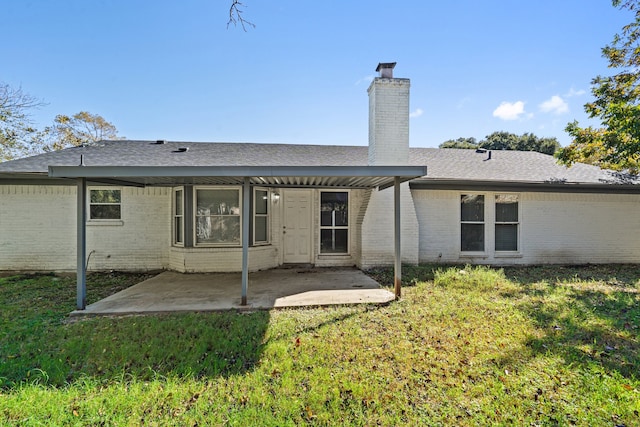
0 265 639 426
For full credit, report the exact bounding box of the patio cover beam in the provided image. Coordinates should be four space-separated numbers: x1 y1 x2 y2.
48 165 428 190
49 165 426 179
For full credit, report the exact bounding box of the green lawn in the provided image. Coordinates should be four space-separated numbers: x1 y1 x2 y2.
1 265 639 426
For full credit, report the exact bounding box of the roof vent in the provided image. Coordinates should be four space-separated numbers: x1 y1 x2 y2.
154 140 167 145
376 62 396 78
174 147 189 153
475 148 487 154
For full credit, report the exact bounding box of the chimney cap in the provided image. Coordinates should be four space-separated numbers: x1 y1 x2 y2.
376 62 397 78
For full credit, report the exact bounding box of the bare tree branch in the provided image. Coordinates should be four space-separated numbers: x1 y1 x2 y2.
0 83 45 117
227 0 255 31
0 83 47 161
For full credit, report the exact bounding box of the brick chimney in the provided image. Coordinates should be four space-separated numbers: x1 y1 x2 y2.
368 62 410 166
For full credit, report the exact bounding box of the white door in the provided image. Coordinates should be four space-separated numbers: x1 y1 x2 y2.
283 189 312 263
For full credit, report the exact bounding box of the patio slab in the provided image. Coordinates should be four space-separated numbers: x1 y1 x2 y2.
70 267 395 316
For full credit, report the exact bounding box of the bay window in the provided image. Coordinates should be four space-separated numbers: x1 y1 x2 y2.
173 188 184 245
195 188 241 245
253 188 270 245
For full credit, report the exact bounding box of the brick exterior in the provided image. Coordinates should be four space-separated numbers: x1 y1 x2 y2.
359 183 419 269
359 72 417 269
0 185 169 272
412 189 640 265
368 77 410 166
3 185 640 272
169 246 279 273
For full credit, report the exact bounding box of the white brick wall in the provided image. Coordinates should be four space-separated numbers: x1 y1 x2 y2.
368 78 410 166
169 246 279 272
5 185 636 272
360 73 419 269
412 189 640 265
0 185 170 272
360 183 420 269
0 185 77 271
87 187 170 271
0 185 376 273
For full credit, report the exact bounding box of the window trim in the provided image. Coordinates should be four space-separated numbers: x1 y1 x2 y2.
173 187 184 247
193 186 242 247
253 187 271 246
494 193 519 253
87 187 123 225
319 190 350 255
460 193 485 254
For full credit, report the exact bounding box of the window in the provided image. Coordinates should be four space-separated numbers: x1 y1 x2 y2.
495 194 518 251
89 188 121 220
195 188 241 245
173 188 184 245
461 194 484 252
253 188 270 245
320 191 348 254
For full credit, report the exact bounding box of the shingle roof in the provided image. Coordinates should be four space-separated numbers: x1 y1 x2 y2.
0 140 634 185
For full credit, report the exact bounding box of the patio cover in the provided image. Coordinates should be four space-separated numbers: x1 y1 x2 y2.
48 165 428 310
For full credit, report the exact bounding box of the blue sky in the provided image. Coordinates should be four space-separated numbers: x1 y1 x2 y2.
3 1 631 148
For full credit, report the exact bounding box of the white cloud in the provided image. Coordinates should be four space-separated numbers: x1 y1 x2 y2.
539 95 569 115
492 101 526 120
355 75 375 85
565 87 586 97
457 97 472 109
410 108 424 118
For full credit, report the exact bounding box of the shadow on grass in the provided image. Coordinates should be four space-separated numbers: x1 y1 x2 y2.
369 264 639 380
0 272 271 389
499 265 640 380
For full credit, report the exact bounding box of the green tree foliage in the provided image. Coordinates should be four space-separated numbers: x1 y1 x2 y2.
439 137 478 149
556 0 640 173
439 132 560 155
0 83 122 161
480 131 519 151
45 111 122 151
0 83 46 161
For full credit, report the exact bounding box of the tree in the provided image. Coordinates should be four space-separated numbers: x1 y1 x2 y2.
479 131 519 151
439 132 560 155
45 111 122 151
439 137 478 149
556 0 640 173
0 83 46 161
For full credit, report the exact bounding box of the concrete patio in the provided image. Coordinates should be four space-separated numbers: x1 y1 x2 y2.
70 267 395 317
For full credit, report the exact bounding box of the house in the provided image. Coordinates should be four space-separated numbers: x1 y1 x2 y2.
1 62 640 307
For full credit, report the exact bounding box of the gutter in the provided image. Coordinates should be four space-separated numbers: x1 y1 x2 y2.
409 179 640 195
